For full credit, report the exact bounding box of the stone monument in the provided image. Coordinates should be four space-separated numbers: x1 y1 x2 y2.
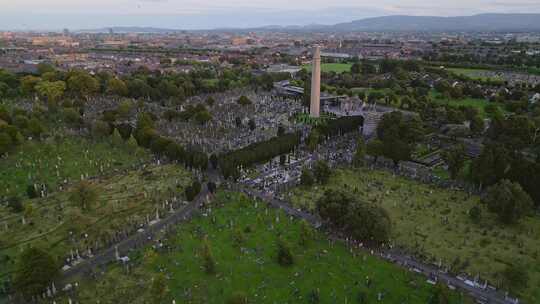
310 46 321 118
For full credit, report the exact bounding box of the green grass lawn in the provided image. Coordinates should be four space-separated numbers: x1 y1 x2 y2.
447 68 501 81
0 136 151 199
0 164 192 283
60 191 471 304
303 63 352 73
429 90 504 118
288 168 540 303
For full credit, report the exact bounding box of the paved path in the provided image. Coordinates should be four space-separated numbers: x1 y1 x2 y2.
61 185 211 282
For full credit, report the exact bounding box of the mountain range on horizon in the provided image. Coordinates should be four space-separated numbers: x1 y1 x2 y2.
75 13 540 33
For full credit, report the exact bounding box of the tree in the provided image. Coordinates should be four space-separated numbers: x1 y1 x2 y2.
428 283 450 304
483 179 533 224
470 115 485 135
0 132 12 155
20 75 41 96
499 263 528 293
248 118 256 131
237 95 252 106
35 80 66 107
63 108 82 126
193 110 212 125
70 181 99 211
299 220 313 247
116 99 133 120
37 63 55 75
469 205 482 221
366 139 384 163
300 168 315 186
91 120 111 139
210 154 218 169
149 273 168 304
232 227 245 248
442 144 466 180
12 247 59 298
276 238 294 266
316 189 391 244
205 96 215 106
106 77 128 96
352 137 366 167
201 239 216 274
111 128 124 147
307 129 320 152
313 160 331 184
7 196 23 213
67 71 99 98
350 62 361 74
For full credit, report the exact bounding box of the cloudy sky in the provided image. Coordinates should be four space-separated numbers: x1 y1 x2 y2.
1 0 539 30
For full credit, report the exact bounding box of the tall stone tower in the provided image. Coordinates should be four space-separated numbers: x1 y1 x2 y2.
310 46 321 118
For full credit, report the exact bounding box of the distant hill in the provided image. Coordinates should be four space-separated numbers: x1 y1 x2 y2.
329 14 540 32
76 14 540 33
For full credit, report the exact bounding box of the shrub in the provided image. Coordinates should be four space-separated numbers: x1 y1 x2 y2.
277 239 294 266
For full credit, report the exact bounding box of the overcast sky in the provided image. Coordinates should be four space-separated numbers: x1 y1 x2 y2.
1 0 539 30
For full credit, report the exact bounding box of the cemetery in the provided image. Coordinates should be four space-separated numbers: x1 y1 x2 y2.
0 135 151 199
0 164 192 291
288 168 540 302
51 191 471 304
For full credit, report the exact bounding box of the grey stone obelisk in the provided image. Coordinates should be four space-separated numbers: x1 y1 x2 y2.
310 46 321 118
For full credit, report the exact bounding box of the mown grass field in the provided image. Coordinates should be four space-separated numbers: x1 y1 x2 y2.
0 164 192 284
429 90 504 118
303 63 353 73
61 191 471 304
0 136 151 198
447 68 501 81
288 168 540 303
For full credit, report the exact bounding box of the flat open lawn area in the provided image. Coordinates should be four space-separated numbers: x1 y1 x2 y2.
0 164 192 283
430 90 504 118
64 191 470 304
288 168 540 303
447 68 501 81
0 136 151 198
303 63 352 73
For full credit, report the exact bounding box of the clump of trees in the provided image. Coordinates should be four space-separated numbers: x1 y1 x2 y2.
316 189 391 244
375 111 424 166
219 132 301 180
0 105 46 155
134 112 208 170
12 247 59 299
300 160 331 186
483 179 533 224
